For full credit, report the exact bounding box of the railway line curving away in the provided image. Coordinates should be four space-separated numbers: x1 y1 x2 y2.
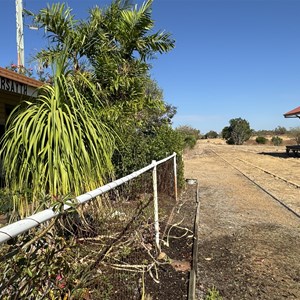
210 148 300 218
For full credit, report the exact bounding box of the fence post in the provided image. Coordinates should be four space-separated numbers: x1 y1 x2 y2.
173 152 178 202
152 160 161 253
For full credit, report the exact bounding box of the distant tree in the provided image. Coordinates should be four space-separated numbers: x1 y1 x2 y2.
205 130 219 139
221 118 252 145
274 126 287 135
289 127 300 144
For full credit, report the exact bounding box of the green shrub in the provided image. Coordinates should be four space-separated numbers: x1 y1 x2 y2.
255 136 268 144
112 125 185 188
0 189 17 218
271 136 283 146
222 118 252 145
183 135 197 149
175 125 200 149
205 286 222 300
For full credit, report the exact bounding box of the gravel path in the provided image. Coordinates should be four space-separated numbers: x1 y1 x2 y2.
184 141 300 300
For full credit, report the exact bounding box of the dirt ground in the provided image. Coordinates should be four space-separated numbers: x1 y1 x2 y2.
184 140 300 300
145 184 197 299
2 138 300 299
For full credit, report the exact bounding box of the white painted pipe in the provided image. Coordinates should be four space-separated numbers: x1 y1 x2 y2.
152 161 160 253
0 153 176 244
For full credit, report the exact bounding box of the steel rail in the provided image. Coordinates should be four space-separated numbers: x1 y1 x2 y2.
188 180 200 300
236 158 300 189
210 149 300 219
0 153 177 244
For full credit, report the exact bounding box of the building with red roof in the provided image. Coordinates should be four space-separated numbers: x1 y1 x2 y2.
284 106 300 119
0 66 43 135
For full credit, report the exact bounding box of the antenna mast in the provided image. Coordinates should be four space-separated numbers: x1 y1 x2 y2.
16 0 24 72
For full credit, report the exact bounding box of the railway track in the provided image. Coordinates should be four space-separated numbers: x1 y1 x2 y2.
210 148 300 218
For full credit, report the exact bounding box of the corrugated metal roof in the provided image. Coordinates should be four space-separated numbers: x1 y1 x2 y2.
284 106 300 118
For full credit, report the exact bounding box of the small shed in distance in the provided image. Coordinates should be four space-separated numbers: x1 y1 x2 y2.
284 105 300 155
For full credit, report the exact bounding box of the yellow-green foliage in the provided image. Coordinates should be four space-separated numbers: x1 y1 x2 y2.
0 53 114 218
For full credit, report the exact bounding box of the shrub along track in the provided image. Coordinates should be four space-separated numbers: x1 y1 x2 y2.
184 142 300 300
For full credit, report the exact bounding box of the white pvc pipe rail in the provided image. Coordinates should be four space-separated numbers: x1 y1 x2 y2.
0 153 176 245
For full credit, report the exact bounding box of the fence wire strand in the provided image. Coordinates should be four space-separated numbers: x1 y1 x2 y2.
0 157 177 299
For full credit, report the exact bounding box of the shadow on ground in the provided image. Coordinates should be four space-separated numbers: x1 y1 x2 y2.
258 152 297 159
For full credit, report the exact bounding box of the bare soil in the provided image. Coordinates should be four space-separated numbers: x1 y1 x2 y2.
2 138 300 299
184 140 300 299
145 185 197 299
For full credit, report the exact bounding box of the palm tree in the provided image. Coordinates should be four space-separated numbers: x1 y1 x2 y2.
0 50 114 218
2 0 175 218
25 0 175 123
27 0 174 79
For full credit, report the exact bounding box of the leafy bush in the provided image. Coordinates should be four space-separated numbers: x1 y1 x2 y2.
271 136 283 146
113 125 185 188
1 56 115 219
0 189 13 216
183 135 197 149
175 125 201 149
255 136 268 144
222 118 252 145
205 286 222 300
0 223 82 299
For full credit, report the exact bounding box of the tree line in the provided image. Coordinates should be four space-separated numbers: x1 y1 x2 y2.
177 119 300 146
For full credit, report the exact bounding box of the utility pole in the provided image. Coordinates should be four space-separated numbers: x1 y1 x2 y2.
16 0 24 72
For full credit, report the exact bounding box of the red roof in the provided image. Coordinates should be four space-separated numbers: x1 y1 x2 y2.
0 67 43 88
284 106 300 118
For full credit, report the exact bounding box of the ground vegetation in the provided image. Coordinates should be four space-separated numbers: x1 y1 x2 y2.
175 125 201 149
289 127 300 144
255 136 268 144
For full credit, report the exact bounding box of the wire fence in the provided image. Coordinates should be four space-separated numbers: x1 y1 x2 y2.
0 153 178 299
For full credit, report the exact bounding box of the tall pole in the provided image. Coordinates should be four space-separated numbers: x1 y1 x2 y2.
173 152 178 202
16 0 24 71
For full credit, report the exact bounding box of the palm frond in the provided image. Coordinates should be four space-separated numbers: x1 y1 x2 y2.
0 51 115 218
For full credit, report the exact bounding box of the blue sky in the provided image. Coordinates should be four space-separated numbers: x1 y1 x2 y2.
1 0 300 134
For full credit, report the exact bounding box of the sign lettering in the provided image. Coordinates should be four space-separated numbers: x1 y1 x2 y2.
0 76 28 95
